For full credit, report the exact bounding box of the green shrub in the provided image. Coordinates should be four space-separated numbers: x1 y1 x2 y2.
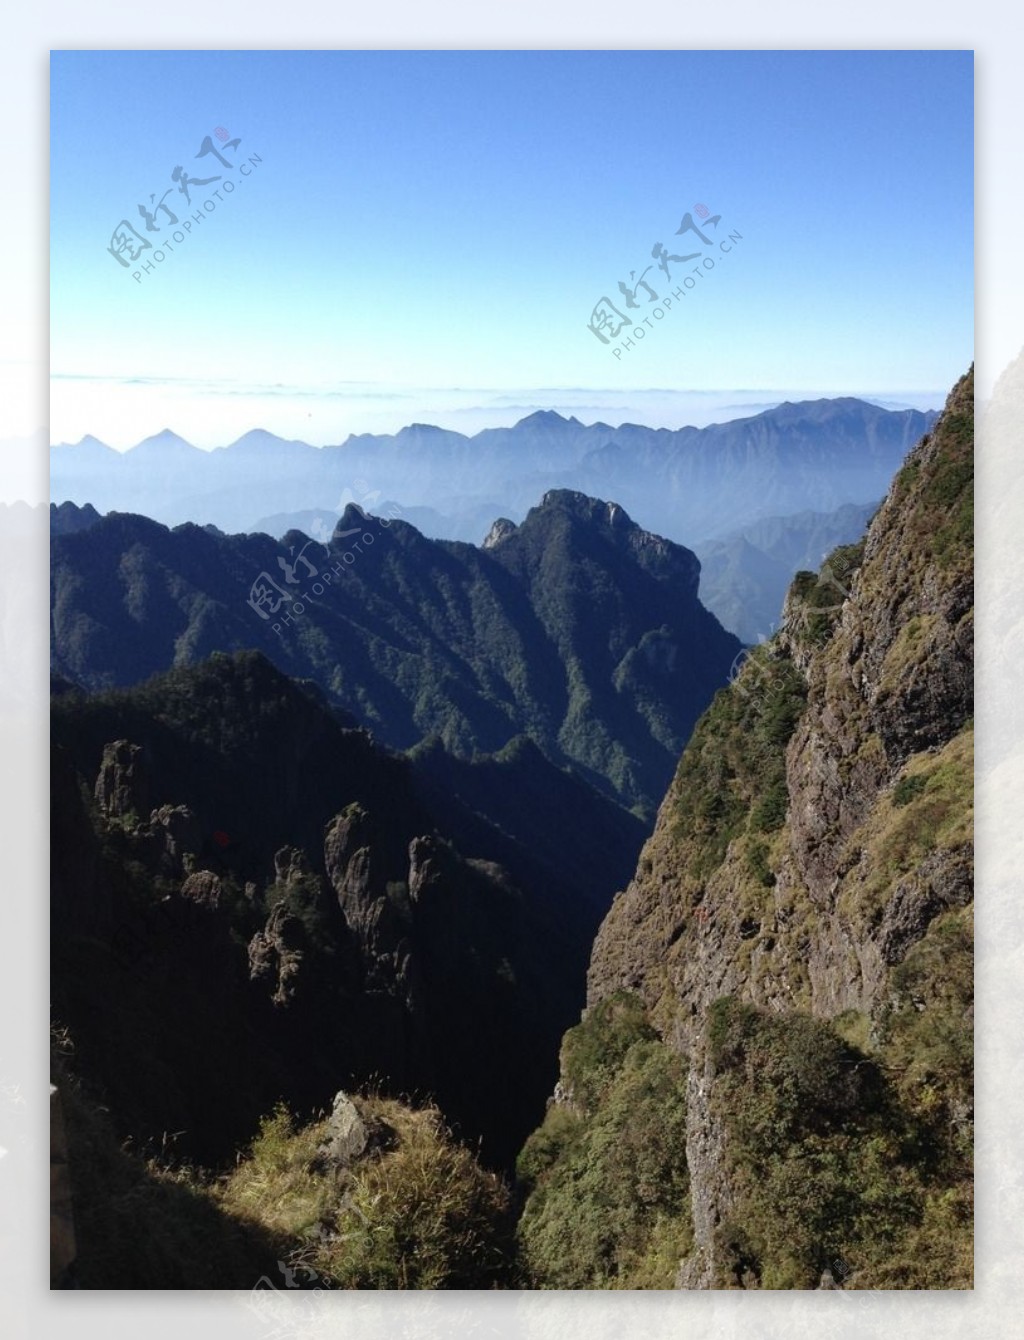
788 543 864 647
318 1101 516 1288
750 782 788 833
745 840 776 887
703 991 971 1289
220 1094 517 1290
892 774 927 807
877 908 973 1151
559 991 658 1113
514 1103 583 1190
517 997 692 1288
670 650 806 880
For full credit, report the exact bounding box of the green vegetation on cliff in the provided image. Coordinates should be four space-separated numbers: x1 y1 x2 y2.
706 993 971 1288
516 993 692 1288
670 646 806 878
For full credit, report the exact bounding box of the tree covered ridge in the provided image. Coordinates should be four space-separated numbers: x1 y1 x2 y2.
51 490 741 817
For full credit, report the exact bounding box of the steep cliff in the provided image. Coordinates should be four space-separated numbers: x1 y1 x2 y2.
519 369 973 1289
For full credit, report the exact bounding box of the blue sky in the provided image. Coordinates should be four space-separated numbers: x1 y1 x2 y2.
50 49 974 447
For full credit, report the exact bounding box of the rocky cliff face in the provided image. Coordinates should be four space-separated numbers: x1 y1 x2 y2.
521 370 974 1289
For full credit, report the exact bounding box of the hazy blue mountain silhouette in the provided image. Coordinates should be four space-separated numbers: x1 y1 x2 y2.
51 399 937 543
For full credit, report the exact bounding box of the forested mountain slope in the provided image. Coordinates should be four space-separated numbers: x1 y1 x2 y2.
51 491 740 816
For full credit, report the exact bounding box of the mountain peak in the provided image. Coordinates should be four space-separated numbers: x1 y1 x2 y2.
483 517 518 549
50 500 103 535
514 410 576 430
537 489 634 529
760 395 908 423
130 429 197 455
396 423 468 444
336 502 387 536
51 434 115 454
223 429 304 453
512 490 699 596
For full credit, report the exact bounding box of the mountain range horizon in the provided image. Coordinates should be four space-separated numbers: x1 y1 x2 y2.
51 394 941 455
51 395 939 643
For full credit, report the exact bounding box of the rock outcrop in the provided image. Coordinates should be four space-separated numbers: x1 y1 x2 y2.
248 899 307 1007
94 740 149 820
311 1090 395 1173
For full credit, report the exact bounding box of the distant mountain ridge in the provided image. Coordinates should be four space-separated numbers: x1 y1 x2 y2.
695 500 880 643
51 399 938 544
